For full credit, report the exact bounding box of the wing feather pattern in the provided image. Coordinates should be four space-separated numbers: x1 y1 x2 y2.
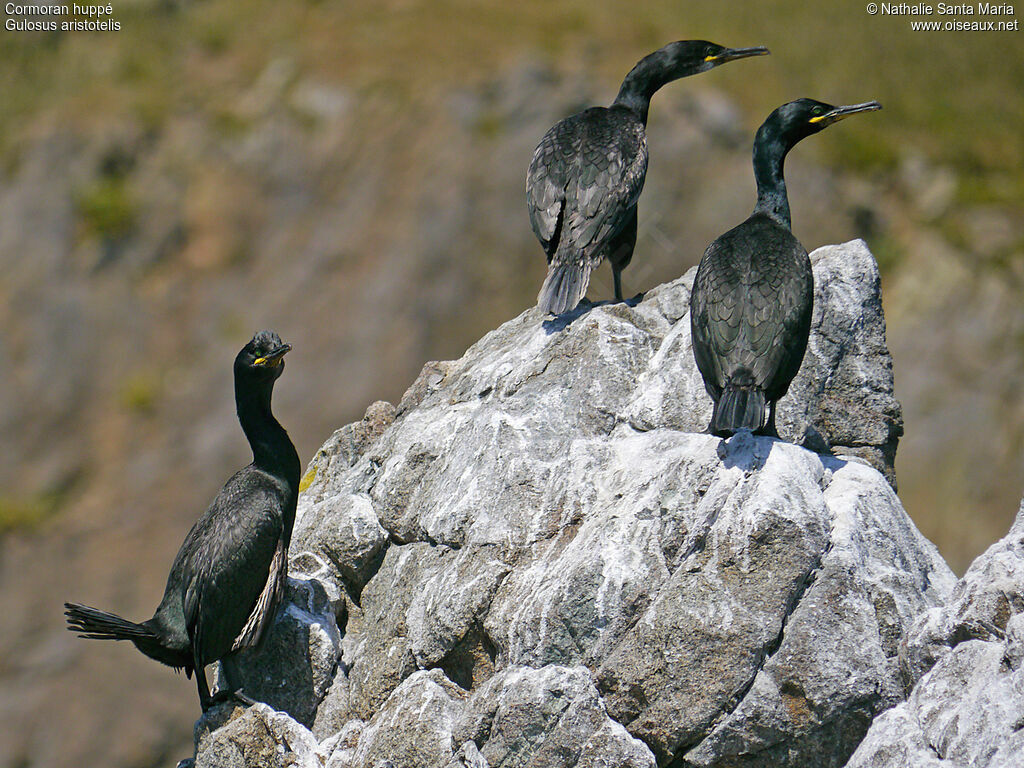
691 213 813 402
529 106 648 312
182 469 286 666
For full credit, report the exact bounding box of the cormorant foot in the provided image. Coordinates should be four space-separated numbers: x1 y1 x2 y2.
208 688 256 709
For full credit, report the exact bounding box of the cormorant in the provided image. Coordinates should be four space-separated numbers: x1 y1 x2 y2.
65 330 301 712
690 99 881 437
528 40 769 315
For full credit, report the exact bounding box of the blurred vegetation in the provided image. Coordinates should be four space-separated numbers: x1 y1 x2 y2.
0 494 59 534
118 370 162 415
75 173 136 240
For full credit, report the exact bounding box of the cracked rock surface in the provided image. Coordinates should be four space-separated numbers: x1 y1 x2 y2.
191 241 953 767
845 500 1024 768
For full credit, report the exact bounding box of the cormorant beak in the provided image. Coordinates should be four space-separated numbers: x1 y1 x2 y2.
705 46 770 64
809 101 882 126
253 343 292 368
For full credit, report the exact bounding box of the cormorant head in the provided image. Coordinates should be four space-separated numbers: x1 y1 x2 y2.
235 330 292 385
661 40 770 77
760 98 882 149
615 41 767 118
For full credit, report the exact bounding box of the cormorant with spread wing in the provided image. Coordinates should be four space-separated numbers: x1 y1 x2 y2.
65 330 300 712
529 40 769 314
690 99 882 436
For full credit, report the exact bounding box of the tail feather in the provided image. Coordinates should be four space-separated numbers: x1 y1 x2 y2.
711 369 766 435
537 261 592 315
64 602 155 641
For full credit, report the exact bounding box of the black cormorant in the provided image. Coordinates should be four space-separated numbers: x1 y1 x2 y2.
528 40 769 315
690 99 881 436
65 330 301 711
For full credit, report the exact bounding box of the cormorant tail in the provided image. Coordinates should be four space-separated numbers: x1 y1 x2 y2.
537 262 592 315
711 369 766 435
64 603 156 641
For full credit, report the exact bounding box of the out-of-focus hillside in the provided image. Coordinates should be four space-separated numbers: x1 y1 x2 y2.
0 1 1021 766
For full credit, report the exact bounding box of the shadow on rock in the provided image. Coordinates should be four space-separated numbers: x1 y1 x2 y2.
541 294 644 334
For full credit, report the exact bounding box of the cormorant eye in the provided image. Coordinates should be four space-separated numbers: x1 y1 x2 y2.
811 106 825 116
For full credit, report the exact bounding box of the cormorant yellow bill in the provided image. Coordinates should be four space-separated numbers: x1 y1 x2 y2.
253 343 292 367
704 46 770 64
809 101 882 126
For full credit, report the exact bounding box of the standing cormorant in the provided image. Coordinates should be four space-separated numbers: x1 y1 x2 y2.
528 40 769 315
690 99 881 437
65 330 301 711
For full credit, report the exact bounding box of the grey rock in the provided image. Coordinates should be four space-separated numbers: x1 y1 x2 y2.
453 665 656 768
341 542 509 719
291 494 389 606
321 720 366 768
348 669 467 768
902 498 1024 686
445 741 490 768
311 659 356 741
216 578 341 727
291 401 396 605
191 241 948 767
193 702 322 768
845 502 1024 768
588 438 952 765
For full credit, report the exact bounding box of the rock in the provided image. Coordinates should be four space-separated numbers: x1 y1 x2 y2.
346 669 467 767
215 578 342 727
193 703 323 768
445 740 490 768
587 438 952 765
902 498 1024 685
290 402 396 607
192 242 949 767
845 501 1024 768
320 720 365 768
311 661 355 740
453 665 657 768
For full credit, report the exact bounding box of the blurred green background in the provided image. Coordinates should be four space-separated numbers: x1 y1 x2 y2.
0 1 1021 766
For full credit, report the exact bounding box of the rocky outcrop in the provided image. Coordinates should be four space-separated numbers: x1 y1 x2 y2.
844 499 1024 768
189 703 324 768
191 242 954 767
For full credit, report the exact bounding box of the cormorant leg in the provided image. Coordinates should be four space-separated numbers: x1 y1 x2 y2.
758 402 780 438
195 664 213 712
706 399 720 435
608 208 636 303
214 656 256 707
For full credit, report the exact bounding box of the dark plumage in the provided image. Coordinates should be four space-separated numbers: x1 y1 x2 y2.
529 40 769 315
691 99 882 436
65 330 300 711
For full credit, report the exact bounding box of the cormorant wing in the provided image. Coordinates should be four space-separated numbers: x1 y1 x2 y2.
527 120 571 260
692 234 745 392
692 215 813 395
528 108 648 265
231 536 287 653
182 469 286 666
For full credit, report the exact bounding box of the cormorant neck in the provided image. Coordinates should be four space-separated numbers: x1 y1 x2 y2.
751 128 793 229
236 378 300 485
613 54 675 125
